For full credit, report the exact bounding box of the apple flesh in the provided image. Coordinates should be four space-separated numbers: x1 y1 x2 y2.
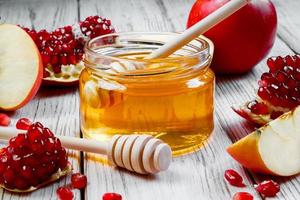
0 24 43 111
187 0 277 74
228 106 300 176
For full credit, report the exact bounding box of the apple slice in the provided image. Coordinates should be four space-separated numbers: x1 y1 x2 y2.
0 24 43 111
227 105 300 176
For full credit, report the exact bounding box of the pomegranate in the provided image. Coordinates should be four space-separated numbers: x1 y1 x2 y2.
233 55 300 125
187 0 277 74
224 169 245 187
21 16 115 86
0 120 71 192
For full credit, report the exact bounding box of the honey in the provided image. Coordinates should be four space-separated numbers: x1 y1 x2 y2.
80 32 215 156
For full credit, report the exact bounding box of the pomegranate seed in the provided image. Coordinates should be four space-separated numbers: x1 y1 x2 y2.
20 165 34 180
285 55 295 67
51 55 59 67
232 192 253 200
16 118 32 130
257 87 270 101
255 180 280 197
68 55 77 65
15 178 30 190
248 101 269 115
44 70 51 78
224 169 245 187
103 193 122 200
276 71 288 82
36 166 51 181
10 133 28 148
274 56 285 70
57 187 74 200
43 127 54 138
294 55 300 66
0 113 10 126
28 124 43 143
71 173 87 189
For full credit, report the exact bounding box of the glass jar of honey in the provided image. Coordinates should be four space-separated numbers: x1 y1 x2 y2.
80 32 215 156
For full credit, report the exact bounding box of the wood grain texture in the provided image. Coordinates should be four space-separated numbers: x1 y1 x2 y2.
1 0 300 199
273 0 300 54
0 0 81 199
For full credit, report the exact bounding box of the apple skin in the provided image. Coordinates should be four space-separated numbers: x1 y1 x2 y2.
0 25 43 111
187 0 277 74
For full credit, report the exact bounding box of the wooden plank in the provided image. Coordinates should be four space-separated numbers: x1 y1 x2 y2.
0 0 82 199
273 0 300 54
79 0 261 199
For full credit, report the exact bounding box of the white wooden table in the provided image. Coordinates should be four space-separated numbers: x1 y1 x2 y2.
0 0 299 199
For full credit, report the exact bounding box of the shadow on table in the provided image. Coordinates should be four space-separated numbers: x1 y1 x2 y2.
85 152 177 181
37 85 78 99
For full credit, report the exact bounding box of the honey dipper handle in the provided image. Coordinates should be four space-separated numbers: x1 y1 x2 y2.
0 126 108 155
147 0 250 59
58 135 108 155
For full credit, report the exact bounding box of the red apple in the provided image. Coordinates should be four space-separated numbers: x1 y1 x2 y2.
0 24 43 111
187 0 277 74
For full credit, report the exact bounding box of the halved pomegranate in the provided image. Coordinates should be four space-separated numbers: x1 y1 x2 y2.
21 16 115 86
0 120 71 192
233 55 300 125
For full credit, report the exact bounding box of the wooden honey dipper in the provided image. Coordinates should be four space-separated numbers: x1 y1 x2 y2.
0 127 172 175
93 0 250 73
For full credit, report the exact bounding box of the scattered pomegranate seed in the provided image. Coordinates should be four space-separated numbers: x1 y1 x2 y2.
20 16 115 78
232 192 253 200
255 180 280 197
0 113 10 126
57 186 74 200
71 173 87 189
16 118 32 130
102 193 122 200
0 121 69 190
224 169 245 187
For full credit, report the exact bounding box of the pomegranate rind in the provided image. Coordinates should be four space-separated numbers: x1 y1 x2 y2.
232 103 271 125
43 62 84 86
1 162 72 193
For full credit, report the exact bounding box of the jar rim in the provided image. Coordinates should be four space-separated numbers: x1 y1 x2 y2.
84 32 213 62
84 32 214 78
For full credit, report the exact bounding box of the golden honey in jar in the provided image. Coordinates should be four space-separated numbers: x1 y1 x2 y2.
80 32 215 156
